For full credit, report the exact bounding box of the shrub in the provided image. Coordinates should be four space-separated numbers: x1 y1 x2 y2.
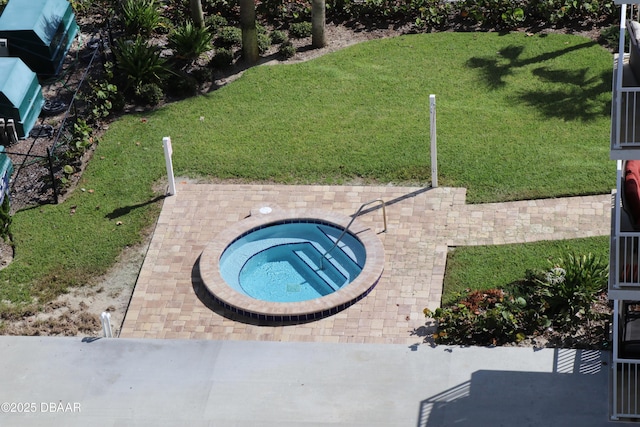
168 21 214 63
84 81 119 123
165 72 199 97
135 83 164 106
257 33 272 54
209 47 234 68
414 0 452 31
121 0 162 37
278 40 296 58
215 26 242 47
191 66 214 84
530 253 608 329
425 252 609 345
459 0 526 29
599 24 619 50
205 14 228 32
270 29 287 44
113 36 170 92
289 21 312 39
0 197 11 243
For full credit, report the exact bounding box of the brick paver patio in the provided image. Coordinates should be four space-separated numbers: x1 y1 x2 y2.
119 182 610 345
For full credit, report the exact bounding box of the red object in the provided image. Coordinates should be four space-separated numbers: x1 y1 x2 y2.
625 160 640 226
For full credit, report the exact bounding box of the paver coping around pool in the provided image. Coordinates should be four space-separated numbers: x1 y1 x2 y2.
198 207 386 322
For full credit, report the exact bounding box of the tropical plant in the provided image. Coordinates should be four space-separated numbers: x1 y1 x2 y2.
531 253 608 329
168 21 214 63
414 0 452 30
84 81 119 123
113 36 170 92
459 0 526 29
121 0 162 37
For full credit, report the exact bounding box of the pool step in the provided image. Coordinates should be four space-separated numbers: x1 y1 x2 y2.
293 244 345 291
315 226 364 276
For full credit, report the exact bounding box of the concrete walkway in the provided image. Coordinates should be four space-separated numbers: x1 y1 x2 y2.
0 185 622 426
120 183 610 344
0 336 624 426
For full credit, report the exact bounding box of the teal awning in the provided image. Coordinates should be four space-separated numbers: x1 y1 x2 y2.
0 57 44 138
0 0 79 75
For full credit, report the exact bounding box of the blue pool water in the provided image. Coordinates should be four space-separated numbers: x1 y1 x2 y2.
219 221 366 303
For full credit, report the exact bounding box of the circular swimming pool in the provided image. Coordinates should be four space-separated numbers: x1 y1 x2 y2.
198 208 385 322
219 221 366 303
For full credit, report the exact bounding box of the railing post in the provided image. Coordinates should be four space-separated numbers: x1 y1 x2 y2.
430 94 438 188
163 137 176 196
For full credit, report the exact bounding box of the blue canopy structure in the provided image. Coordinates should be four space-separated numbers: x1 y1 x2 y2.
0 57 44 139
0 0 79 76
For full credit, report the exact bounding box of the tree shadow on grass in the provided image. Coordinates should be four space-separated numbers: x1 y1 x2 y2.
466 40 610 122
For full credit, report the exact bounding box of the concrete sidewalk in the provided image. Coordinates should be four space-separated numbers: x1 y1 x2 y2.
0 336 624 426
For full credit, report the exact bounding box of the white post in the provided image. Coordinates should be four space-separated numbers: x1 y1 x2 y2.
429 94 438 188
100 312 113 338
163 136 176 196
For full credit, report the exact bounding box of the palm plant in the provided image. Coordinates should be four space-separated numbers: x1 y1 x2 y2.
168 21 213 64
114 36 170 92
121 0 162 37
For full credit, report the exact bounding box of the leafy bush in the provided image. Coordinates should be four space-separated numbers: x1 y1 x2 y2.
209 47 234 68
425 252 609 345
113 36 170 92
414 0 453 30
191 66 214 84
67 118 96 157
529 253 608 328
215 26 242 47
168 21 214 63
135 83 164 106
257 0 311 23
289 22 312 39
270 29 287 44
165 72 199 97
121 0 162 37
278 40 296 58
0 197 11 243
205 14 228 32
257 33 272 53
459 0 526 29
84 81 119 123
599 24 619 50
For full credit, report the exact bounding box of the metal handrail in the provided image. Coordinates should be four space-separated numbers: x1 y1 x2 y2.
321 199 386 270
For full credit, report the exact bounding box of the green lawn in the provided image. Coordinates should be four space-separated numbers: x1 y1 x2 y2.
0 31 615 310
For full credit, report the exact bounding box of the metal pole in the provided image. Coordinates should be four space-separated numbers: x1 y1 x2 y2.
163 137 176 196
47 148 58 204
430 94 438 188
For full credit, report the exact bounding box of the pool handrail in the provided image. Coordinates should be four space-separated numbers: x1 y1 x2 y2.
320 199 386 270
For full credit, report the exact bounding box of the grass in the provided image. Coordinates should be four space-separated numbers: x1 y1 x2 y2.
442 236 610 305
0 32 615 312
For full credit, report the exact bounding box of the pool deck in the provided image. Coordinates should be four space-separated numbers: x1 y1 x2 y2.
120 182 610 344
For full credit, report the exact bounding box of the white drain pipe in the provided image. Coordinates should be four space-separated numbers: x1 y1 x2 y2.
100 312 113 338
430 94 438 188
163 136 176 196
